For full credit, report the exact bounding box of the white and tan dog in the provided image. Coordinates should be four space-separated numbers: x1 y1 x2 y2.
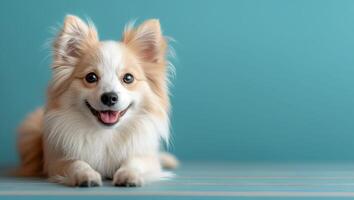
17 15 177 187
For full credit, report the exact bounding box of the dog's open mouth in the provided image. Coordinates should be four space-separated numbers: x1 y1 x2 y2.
85 100 130 126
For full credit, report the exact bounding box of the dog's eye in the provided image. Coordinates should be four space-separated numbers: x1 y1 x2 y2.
85 72 98 83
123 73 134 84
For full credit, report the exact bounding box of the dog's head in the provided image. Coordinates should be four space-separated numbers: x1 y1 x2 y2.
47 15 170 129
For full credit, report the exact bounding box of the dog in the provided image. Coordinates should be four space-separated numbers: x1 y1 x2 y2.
17 15 178 187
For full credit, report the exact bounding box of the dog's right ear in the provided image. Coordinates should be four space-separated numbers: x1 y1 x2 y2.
53 15 99 68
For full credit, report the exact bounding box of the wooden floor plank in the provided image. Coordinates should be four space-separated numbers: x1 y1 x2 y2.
1 162 354 198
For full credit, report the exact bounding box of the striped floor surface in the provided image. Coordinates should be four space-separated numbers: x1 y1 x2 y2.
2 162 354 199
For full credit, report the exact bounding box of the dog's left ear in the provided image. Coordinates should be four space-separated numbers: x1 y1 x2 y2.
53 15 99 68
122 19 167 63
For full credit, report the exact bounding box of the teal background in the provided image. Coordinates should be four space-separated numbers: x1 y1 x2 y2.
1 0 354 165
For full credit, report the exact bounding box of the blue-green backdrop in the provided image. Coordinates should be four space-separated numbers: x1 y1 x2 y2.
1 0 354 165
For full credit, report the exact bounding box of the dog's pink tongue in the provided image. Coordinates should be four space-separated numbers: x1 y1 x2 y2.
99 111 119 124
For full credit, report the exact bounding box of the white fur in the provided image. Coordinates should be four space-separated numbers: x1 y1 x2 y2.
43 104 166 178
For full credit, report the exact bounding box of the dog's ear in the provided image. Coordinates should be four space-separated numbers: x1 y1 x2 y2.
53 15 99 67
122 19 167 64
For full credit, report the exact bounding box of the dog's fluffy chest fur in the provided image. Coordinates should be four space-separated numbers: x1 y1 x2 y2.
43 108 164 177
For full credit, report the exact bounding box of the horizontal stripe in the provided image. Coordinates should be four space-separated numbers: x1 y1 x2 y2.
178 176 354 179
4 191 354 197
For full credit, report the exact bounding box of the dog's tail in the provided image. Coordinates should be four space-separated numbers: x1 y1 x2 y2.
159 152 179 169
16 108 44 177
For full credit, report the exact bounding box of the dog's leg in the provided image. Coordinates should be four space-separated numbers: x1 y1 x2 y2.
48 160 102 187
112 155 163 187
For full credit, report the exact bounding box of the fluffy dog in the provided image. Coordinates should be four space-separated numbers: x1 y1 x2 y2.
17 15 178 187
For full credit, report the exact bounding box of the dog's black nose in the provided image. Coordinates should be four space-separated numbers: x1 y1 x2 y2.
101 92 118 106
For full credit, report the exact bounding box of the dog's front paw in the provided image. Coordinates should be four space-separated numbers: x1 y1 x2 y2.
73 168 102 187
113 168 143 187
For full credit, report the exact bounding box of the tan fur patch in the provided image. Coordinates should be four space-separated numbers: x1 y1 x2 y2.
121 20 170 117
47 16 100 111
17 108 44 177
